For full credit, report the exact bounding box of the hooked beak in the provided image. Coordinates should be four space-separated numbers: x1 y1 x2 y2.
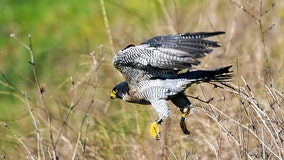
110 91 117 99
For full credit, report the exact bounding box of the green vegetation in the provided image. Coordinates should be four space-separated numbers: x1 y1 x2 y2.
0 0 283 159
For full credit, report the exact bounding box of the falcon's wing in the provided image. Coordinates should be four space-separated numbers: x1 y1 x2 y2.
141 31 224 59
112 32 225 86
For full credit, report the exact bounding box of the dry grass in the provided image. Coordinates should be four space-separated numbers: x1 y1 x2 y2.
1 0 284 159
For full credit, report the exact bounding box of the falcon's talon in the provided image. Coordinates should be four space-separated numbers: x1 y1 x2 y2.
180 107 191 135
180 120 190 135
150 121 161 140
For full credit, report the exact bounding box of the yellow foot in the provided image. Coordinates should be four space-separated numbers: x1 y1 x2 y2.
180 108 190 135
150 122 161 140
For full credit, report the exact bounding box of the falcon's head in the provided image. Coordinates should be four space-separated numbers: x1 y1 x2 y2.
110 81 129 99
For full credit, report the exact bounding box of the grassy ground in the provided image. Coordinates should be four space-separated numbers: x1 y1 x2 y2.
0 0 284 159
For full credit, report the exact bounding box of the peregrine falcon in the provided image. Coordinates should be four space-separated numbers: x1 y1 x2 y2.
110 31 232 139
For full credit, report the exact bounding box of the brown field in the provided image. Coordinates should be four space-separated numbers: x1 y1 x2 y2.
0 0 283 159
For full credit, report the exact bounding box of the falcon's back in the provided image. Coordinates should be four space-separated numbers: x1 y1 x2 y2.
112 31 225 89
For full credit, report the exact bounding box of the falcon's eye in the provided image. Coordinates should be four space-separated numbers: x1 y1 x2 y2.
110 89 118 99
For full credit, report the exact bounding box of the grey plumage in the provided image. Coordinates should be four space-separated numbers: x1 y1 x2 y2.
111 31 232 135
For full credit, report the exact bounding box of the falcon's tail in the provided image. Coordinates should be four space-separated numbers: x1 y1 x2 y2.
178 65 233 83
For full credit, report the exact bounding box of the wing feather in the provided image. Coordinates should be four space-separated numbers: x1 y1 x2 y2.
112 31 225 87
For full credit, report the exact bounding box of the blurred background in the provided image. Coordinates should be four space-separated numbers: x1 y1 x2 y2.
0 0 283 159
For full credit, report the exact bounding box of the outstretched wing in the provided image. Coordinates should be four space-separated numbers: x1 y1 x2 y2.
112 32 225 88
141 32 224 57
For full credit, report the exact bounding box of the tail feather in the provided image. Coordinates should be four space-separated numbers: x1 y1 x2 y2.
178 65 233 82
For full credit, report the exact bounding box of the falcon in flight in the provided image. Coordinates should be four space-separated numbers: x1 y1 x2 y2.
110 31 232 139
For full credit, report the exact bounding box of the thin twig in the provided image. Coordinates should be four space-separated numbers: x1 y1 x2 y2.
202 105 253 160
55 49 103 159
54 76 75 150
207 80 283 159
10 34 46 160
187 94 214 104
4 123 35 160
100 0 115 55
72 97 94 160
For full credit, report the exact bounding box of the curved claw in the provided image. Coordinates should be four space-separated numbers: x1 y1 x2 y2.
180 117 190 135
180 108 190 135
150 122 161 140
